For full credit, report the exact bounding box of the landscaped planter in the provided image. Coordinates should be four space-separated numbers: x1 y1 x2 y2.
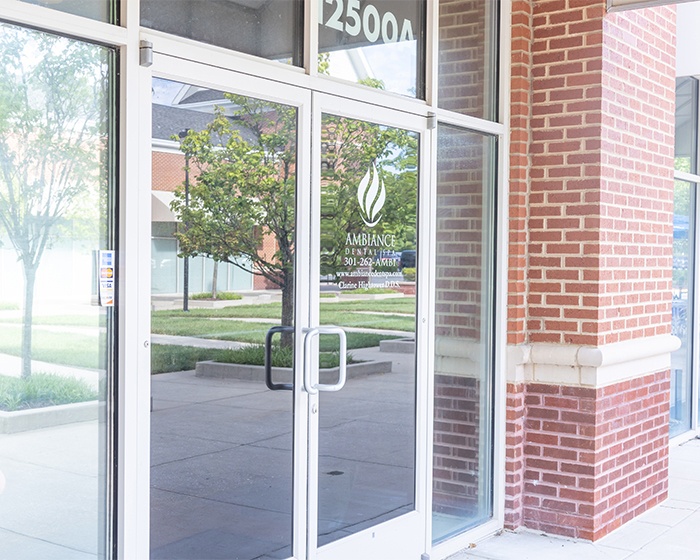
379 338 415 354
195 360 393 381
0 400 101 434
396 282 415 295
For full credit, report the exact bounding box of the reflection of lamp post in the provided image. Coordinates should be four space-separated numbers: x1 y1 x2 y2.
178 129 190 312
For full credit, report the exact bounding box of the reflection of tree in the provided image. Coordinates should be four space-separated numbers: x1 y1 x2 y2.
0 25 109 378
172 95 297 329
673 181 691 291
320 115 417 279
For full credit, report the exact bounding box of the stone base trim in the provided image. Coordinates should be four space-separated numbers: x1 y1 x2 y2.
507 334 680 388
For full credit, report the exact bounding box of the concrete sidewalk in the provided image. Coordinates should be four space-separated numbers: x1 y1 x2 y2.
449 438 700 560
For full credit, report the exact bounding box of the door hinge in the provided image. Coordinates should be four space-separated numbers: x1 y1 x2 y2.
139 40 153 67
427 112 437 130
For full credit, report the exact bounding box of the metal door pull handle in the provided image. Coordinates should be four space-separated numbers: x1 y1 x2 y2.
302 326 347 395
264 326 295 391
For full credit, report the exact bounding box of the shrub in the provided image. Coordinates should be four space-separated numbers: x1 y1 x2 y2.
402 267 416 281
191 292 242 300
0 374 98 411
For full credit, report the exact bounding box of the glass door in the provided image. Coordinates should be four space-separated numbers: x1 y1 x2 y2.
146 56 428 560
148 57 312 560
308 93 428 560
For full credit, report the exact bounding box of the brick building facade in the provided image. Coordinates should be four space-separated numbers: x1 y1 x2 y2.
3 0 693 557
504 0 679 541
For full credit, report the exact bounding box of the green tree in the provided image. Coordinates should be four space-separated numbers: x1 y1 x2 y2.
171 95 417 333
320 115 418 279
0 25 109 378
172 95 298 330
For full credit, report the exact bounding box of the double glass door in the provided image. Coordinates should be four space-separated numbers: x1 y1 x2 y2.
149 57 428 560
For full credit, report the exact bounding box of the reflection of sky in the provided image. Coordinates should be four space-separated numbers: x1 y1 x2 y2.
327 41 417 97
153 39 418 100
152 78 184 106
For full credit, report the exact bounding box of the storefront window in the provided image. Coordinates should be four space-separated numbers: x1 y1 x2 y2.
318 0 426 98
433 124 496 541
0 22 115 558
672 77 698 438
675 77 698 174
437 0 499 121
20 0 115 23
141 0 303 66
671 180 695 437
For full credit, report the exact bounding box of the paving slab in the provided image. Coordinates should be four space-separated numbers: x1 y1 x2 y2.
449 439 700 560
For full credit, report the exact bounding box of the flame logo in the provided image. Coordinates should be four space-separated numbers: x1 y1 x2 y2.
357 162 385 227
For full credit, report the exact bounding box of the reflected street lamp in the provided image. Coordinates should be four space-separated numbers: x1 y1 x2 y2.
178 129 190 312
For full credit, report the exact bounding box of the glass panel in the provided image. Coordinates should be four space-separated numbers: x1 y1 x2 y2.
675 77 698 174
142 0 303 66
318 0 425 98
438 0 499 121
318 113 418 546
432 124 495 542
150 79 297 560
152 238 179 294
20 0 114 23
670 180 695 438
0 23 114 558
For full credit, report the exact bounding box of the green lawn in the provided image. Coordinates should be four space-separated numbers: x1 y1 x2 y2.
0 314 105 327
151 317 276 343
0 297 414 374
152 297 416 334
0 325 102 369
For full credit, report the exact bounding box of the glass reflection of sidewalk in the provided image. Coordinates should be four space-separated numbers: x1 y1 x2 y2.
150 348 414 560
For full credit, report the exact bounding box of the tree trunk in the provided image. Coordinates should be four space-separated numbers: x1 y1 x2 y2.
21 264 36 379
211 260 219 299
280 268 294 349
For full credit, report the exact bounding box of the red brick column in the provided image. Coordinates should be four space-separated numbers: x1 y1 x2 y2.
505 0 676 540
505 0 533 530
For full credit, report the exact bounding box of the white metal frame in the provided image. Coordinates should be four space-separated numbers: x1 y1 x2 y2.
149 53 315 560
309 92 432 560
0 0 510 558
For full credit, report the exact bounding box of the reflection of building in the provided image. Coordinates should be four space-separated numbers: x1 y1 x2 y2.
151 85 280 295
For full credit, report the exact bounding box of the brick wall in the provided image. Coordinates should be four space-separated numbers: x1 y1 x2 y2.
433 375 482 518
505 0 676 541
152 151 187 192
505 382 526 528
435 127 487 341
598 7 676 344
526 1 675 346
438 0 495 119
521 371 669 539
509 0 533 347
433 125 492 523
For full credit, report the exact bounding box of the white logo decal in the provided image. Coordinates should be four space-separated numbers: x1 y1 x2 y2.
357 162 385 228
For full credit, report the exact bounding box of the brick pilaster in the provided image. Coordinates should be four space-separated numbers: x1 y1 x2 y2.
506 0 676 541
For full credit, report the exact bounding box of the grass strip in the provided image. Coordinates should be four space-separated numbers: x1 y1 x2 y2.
151 344 351 374
0 374 98 412
0 325 102 369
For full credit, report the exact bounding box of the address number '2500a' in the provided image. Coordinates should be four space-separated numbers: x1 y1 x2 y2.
323 0 416 44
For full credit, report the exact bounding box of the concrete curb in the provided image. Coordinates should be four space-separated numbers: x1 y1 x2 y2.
0 400 100 434
195 360 393 381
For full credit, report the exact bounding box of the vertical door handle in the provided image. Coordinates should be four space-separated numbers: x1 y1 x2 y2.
302 326 347 395
264 326 295 391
